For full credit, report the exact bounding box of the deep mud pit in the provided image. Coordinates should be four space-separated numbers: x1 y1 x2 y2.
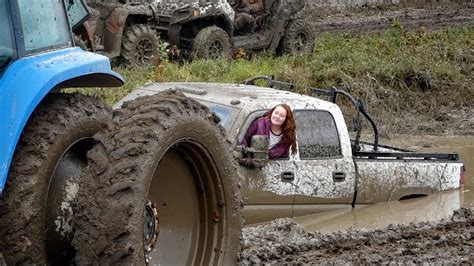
241 135 474 263
240 208 473 264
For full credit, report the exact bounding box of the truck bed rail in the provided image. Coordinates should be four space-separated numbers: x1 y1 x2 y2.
355 151 459 161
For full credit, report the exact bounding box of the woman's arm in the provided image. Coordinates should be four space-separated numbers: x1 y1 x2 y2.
241 119 259 147
269 142 289 159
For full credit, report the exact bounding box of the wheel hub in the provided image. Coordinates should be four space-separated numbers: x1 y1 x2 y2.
135 39 154 64
295 32 308 51
143 200 159 253
209 40 223 58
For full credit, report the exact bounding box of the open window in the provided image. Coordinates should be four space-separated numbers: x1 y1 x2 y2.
295 110 342 159
236 110 291 165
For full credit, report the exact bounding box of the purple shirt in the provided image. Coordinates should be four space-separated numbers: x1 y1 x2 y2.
241 117 290 159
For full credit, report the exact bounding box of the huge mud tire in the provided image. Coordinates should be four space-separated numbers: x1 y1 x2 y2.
283 18 315 55
73 90 243 265
121 24 159 66
192 26 231 59
0 93 111 265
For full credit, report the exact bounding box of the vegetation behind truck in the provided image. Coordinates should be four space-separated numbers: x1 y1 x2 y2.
1 0 243 264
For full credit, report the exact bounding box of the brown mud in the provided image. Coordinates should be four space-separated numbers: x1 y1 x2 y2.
304 2 474 34
240 208 473 264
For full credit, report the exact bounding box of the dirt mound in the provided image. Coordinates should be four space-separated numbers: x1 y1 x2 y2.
240 208 474 264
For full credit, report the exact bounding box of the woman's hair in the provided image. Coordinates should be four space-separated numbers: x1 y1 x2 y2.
264 104 297 155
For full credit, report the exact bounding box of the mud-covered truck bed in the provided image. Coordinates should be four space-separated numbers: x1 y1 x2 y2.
117 77 465 225
354 144 463 204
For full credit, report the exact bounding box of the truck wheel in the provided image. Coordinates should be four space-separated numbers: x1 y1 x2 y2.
192 26 231 59
73 90 243 265
0 93 111 265
122 24 159 66
283 18 314 55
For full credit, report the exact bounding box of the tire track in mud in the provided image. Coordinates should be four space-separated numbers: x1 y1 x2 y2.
303 3 474 34
240 208 473 264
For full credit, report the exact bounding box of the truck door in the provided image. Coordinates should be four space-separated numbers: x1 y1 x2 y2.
237 110 295 225
292 110 356 217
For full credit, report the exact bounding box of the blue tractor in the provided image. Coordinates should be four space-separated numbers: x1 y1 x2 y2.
0 0 123 264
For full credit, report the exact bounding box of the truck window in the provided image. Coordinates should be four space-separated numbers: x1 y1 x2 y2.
295 110 342 159
17 0 71 54
0 0 14 72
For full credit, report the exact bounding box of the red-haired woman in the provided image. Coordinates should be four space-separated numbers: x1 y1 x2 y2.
242 104 297 159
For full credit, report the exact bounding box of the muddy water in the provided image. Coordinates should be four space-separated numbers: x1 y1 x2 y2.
294 135 474 233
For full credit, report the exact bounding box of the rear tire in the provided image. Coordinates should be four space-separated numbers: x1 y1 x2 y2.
73 90 243 265
192 26 231 59
283 18 314 55
0 93 111 265
122 24 159 66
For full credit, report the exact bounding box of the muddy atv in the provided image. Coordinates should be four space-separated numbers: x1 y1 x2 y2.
154 0 314 58
73 0 161 66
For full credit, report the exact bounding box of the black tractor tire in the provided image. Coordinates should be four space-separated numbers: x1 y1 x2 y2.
73 90 243 265
192 26 232 59
282 18 315 55
73 33 91 51
0 93 111 265
121 24 159 66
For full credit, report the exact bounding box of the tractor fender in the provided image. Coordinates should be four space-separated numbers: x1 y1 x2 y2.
103 6 154 58
0 47 123 194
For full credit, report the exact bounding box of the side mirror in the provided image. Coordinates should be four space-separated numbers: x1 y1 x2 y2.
235 135 269 169
249 135 269 151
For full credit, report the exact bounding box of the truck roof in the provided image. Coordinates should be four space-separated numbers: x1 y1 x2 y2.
116 82 341 114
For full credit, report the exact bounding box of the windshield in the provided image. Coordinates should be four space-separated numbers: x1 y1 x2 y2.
18 0 70 54
199 101 234 128
0 0 14 72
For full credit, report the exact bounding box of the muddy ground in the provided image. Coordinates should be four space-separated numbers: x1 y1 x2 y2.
304 2 474 34
240 208 473 264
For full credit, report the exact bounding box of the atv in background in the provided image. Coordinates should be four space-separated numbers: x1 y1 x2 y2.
155 0 315 58
73 0 161 65
74 0 314 62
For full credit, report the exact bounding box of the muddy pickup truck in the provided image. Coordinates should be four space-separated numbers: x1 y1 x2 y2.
117 76 466 225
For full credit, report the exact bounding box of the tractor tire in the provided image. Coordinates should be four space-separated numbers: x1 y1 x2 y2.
121 24 159 66
192 26 231 59
282 18 315 55
73 90 243 265
0 93 111 265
